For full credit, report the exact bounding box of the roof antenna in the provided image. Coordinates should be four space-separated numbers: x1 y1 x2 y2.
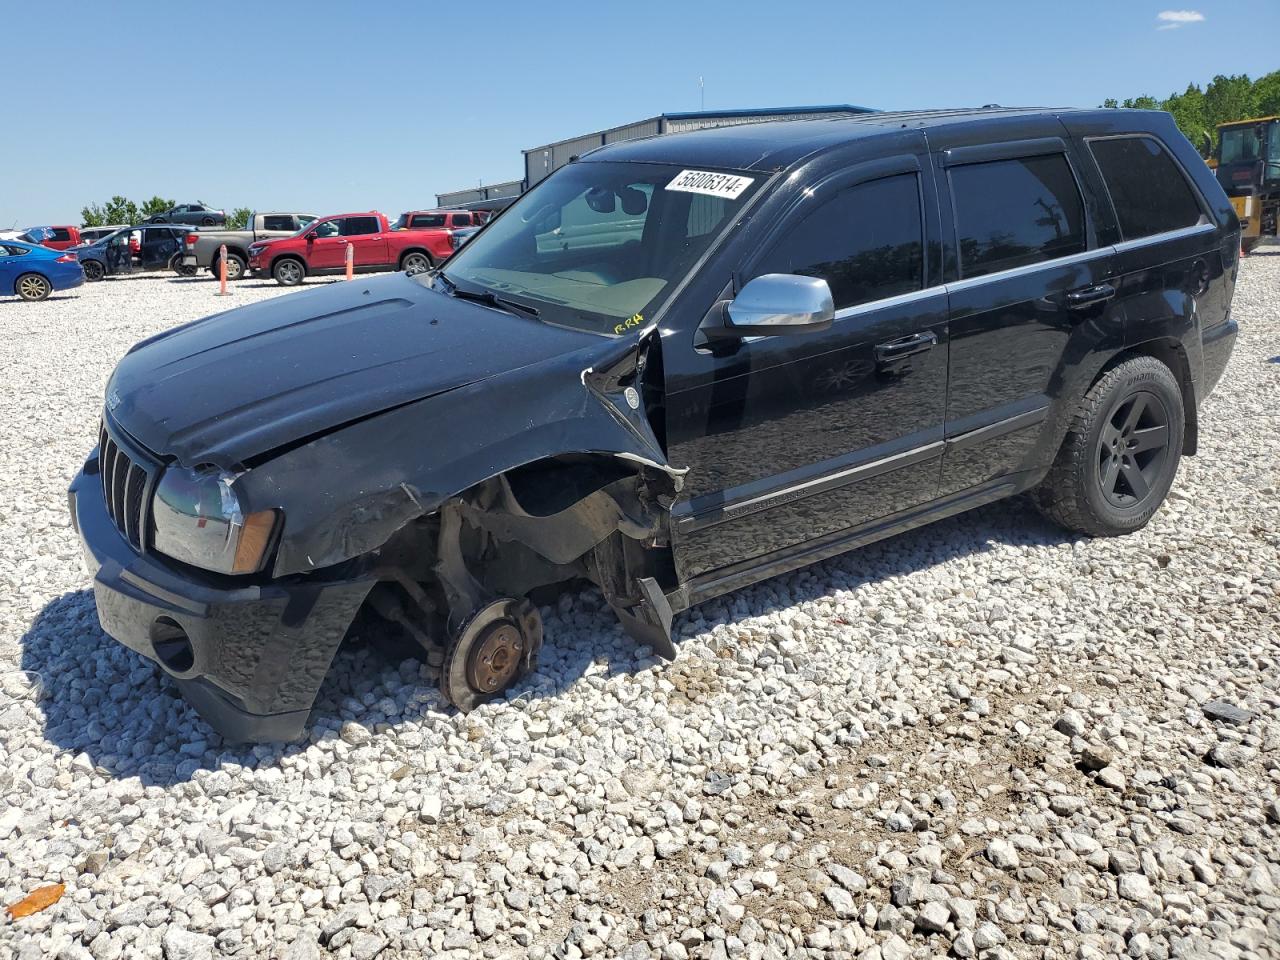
699 76 705 111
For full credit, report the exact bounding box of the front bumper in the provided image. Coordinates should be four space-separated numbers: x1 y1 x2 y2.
69 450 375 742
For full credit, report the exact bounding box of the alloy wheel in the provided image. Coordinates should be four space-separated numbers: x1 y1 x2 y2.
403 253 430 275
276 261 302 285
83 261 104 281
1097 390 1171 507
17 275 51 301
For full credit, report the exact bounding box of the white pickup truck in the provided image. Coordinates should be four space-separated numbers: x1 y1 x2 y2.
180 212 315 280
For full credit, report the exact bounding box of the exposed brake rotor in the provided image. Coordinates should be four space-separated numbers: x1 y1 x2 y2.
441 598 542 713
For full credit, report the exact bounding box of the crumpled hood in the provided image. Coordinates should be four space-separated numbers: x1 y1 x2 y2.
106 272 605 467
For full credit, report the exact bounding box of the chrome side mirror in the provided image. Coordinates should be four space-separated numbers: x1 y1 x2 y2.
724 274 834 336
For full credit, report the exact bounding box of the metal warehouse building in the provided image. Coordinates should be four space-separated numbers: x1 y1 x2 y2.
436 104 874 210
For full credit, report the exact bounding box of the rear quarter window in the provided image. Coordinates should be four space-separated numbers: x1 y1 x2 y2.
1087 136 1204 240
262 215 294 231
950 154 1086 279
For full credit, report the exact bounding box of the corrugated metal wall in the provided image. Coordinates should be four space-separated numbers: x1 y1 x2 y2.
436 180 523 209
664 109 860 134
604 119 661 143
504 107 873 196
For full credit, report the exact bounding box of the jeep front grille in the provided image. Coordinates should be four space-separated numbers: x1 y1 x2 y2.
99 422 154 550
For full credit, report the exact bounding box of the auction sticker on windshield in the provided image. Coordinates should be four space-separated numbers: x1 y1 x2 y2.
666 170 755 199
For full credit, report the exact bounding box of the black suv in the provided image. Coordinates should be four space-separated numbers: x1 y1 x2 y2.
70 107 1239 742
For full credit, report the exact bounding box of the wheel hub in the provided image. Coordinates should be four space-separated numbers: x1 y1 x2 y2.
465 622 524 693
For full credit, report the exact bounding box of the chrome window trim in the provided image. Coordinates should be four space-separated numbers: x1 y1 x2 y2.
1112 221 1215 254
945 246 1110 293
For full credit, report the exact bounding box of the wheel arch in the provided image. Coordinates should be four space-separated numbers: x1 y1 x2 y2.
1096 337 1198 456
14 270 52 296
398 247 433 269
269 252 307 276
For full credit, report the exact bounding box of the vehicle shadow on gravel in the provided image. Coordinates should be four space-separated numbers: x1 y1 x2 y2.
20 496 1074 785
0 296 78 306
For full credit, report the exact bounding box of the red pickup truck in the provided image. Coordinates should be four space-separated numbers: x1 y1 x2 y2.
19 225 81 251
247 212 442 286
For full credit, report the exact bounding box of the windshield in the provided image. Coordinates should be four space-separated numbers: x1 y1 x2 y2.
1220 126 1262 164
438 160 761 335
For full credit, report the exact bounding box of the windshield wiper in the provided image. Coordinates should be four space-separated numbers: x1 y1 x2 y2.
436 273 540 318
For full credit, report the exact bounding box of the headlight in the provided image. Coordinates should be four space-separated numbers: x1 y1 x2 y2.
151 466 278 575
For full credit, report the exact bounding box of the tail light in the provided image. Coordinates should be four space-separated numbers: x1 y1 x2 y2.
55 253 78 263
186 233 199 247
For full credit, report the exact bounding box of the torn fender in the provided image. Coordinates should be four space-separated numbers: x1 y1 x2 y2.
237 333 683 578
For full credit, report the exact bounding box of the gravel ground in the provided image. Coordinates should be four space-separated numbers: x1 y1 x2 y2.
1 260 1277 960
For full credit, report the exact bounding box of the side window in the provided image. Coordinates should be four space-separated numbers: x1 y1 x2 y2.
751 174 923 310
313 219 341 238
51 228 71 242
262 215 293 231
1088 137 1205 239
413 214 447 228
342 216 380 236
452 214 473 227
950 154 1086 278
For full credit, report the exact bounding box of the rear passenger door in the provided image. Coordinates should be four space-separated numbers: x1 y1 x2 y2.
140 227 180 270
934 134 1120 495
1069 128 1225 380
341 215 388 267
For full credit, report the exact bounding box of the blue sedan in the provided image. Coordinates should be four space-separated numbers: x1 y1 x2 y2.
0 238 85 301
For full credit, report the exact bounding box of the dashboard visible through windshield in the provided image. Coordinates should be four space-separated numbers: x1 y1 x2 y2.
435 160 761 335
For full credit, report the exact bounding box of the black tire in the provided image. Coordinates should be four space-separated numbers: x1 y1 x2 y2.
170 255 196 277
82 260 105 282
272 258 305 286
212 253 246 281
15 273 52 302
201 217 215 226
1035 356 1185 537
1241 237 1261 255
400 250 433 276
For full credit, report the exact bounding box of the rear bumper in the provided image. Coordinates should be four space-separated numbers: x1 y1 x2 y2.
54 270 86 291
68 450 375 742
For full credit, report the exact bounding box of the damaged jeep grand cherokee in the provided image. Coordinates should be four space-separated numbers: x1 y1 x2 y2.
70 107 1239 742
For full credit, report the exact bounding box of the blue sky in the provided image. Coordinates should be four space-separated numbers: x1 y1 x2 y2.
1 0 1275 227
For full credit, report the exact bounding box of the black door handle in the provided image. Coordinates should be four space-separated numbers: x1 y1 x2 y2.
1066 283 1116 309
875 331 937 363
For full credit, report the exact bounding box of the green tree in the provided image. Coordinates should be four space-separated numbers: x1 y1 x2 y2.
101 196 141 225
139 196 175 220
227 207 253 230
1104 71 1279 156
1251 69 1280 116
80 203 107 228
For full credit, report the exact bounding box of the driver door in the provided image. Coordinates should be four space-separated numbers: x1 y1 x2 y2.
307 218 346 269
663 153 950 582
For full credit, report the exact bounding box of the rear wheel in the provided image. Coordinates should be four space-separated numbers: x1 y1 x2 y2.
201 217 215 226
401 251 432 276
170 255 197 277
273 258 304 286
1241 237 1261 255
16 273 52 301
82 260 105 282
212 253 246 281
1035 356 1184 537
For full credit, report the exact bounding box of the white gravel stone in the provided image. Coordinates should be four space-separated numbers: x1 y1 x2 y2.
0 261 1278 958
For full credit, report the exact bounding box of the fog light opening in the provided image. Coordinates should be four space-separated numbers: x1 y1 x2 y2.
150 617 195 675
